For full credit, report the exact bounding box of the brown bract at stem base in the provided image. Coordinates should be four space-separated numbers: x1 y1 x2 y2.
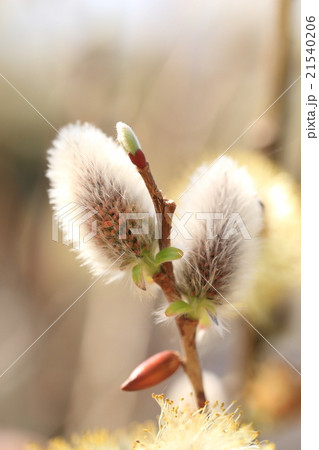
136 160 206 409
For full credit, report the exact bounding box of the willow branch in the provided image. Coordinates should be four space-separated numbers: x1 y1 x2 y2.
137 162 206 408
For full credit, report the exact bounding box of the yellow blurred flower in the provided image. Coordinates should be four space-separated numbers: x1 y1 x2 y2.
231 150 300 328
28 395 274 450
244 360 301 422
135 394 274 449
27 425 154 450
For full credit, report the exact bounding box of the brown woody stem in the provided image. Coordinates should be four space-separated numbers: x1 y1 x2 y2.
137 161 206 409
176 316 206 408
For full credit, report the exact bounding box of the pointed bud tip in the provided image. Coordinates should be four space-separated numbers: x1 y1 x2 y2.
116 122 141 156
120 350 181 391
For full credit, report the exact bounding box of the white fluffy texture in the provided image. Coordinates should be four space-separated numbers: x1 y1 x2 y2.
47 122 155 278
172 156 263 314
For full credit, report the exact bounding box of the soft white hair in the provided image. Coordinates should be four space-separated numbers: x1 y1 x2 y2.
172 156 264 315
47 122 156 279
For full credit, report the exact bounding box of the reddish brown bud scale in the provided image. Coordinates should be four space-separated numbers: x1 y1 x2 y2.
121 350 181 391
128 149 147 169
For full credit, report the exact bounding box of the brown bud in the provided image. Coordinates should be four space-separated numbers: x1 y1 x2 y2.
121 350 181 391
128 149 147 169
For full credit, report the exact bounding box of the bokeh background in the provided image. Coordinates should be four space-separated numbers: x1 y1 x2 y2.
0 1 300 449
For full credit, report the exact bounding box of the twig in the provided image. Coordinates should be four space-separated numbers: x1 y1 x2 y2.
137 164 173 250
137 162 207 408
176 316 206 408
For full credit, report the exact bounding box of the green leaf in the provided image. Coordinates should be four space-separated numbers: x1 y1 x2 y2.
132 264 146 290
155 247 184 265
165 301 193 317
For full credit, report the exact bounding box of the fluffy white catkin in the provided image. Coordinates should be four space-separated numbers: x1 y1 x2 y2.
47 122 156 278
172 156 264 315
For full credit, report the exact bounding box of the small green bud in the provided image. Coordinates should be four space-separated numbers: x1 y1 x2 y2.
116 122 141 155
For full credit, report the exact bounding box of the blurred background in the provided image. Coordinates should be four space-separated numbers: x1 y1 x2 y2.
0 1 300 449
